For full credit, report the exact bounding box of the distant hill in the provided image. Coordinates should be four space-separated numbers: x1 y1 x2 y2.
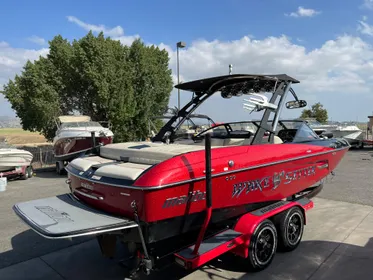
0 116 21 128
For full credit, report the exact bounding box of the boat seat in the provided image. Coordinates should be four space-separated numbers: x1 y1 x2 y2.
277 129 297 143
69 156 116 172
192 135 283 147
273 136 283 144
193 138 226 147
241 135 283 145
223 138 246 146
94 162 152 181
99 142 211 164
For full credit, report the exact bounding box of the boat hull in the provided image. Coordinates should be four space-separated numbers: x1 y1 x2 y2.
0 149 33 171
54 136 113 161
66 140 349 242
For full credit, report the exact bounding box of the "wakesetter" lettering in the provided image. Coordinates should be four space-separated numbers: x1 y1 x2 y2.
232 165 316 198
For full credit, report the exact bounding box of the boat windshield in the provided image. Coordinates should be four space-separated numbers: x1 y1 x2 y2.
292 123 319 142
60 121 102 129
305 119 322 127
196 122 257 138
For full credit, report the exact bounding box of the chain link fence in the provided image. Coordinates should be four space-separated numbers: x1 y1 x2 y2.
16 144 56 169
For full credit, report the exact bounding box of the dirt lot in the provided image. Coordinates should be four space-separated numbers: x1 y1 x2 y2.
0 128 48 145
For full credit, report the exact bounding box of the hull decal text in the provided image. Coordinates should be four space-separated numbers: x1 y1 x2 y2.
162 190 206 208
232 165 316 198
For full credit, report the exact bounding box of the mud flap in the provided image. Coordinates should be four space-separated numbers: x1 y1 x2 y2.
13 194 138 239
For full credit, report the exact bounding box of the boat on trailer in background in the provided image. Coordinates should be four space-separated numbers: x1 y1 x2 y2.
13 74 349 278
53 115 114 175
0 142 34 180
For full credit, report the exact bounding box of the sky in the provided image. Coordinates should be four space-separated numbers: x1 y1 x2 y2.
1 0 373 123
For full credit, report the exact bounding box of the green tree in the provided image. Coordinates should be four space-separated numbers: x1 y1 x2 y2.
300 102 328 124
1 32 173 142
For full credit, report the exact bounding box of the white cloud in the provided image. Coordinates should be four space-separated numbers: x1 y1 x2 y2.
0 43 48 88
28 35 46 46
358 18 373 36
362 0 373 10
67 16 140 45
0 43 48 116
285 6 321 18
67 16 124 38
2 17 373 121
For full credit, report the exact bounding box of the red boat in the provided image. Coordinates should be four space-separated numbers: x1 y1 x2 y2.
52 115 114 174
13 74 349 277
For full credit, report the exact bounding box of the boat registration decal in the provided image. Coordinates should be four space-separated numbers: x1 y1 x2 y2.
81 182 94 190
232 165 316 198
162 190 206 208
35 206 74 223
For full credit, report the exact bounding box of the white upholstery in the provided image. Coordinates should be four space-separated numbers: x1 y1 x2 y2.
273 136 283 144
94 162 152 181
100 142 209 163
190 135 282 147
69 136 284 181
69 156 115 172
223 138 246 146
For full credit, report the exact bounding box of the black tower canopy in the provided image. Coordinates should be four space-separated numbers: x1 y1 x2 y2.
152 73 302 144
175 74 300 93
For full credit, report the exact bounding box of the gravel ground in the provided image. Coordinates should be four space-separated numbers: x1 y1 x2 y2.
0 148 372 270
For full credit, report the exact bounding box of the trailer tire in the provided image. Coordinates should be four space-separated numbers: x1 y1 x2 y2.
247 219 277 271
275 207 304 252
27 166 33 178
56 162 66 175
20 170 28 180
359 141 364 149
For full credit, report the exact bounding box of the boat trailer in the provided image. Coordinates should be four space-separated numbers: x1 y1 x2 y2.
123 133 316 277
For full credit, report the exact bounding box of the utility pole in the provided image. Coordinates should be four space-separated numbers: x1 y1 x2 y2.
176 41 186 111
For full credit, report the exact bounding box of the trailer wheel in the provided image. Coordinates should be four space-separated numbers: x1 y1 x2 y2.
247 219 277 271
20 170 28 180
27 166 33 178
359 141 364 149
275 207 304 252
56 162 66 175
56 162 60 175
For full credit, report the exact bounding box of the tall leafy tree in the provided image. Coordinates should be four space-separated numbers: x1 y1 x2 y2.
1 31 173 142
300 102 328 124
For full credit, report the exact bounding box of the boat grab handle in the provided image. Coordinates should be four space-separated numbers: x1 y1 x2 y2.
74 189 104 200
316 161 329 170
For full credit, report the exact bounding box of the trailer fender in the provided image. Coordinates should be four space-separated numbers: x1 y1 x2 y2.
231 199 313 258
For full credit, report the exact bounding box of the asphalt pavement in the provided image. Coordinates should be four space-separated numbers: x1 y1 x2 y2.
1 148 373 279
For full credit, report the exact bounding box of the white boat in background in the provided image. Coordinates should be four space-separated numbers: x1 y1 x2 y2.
331 124 364 146
53 115 114 174
0 146 33 172
302 118 338 136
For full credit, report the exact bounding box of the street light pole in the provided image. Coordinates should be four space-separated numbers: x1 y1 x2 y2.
176 41 186 112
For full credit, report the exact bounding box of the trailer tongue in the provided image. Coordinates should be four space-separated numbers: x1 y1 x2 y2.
13 194 137 239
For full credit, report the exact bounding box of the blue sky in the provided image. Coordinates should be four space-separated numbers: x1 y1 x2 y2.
1 0 373 122
0 0 362 48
